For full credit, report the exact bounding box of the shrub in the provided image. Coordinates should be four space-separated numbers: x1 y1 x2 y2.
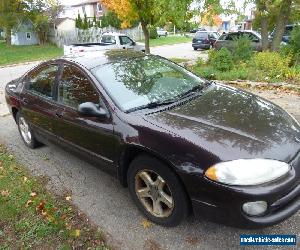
195 57 205 67
289 26 300 65
194 66 217 80
149 26 158 39
210 48 234 72
251 52 292 78
232 36 253 62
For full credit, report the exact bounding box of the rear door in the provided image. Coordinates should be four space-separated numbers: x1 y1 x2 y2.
224 33 239 51
21 64 63 140
54 63 117 166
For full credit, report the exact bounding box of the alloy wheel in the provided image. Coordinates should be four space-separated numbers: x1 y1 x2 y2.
19 117 32 144
135 169 174 218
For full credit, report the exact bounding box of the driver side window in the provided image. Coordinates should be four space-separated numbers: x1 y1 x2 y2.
119 36 133 45
58 65 100 109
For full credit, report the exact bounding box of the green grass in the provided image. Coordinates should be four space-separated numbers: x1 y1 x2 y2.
0 145 110 249
0 41 63 66
146 35 191 47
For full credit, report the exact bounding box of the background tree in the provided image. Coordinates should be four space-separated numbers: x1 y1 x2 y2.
0 0 26 45
101 0 192 53
252 0 300 51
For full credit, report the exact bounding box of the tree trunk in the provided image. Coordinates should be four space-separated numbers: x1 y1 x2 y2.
261 16 269 51
141 20 150 53
6 27 11 45
271 0 292 51
256 0 269 51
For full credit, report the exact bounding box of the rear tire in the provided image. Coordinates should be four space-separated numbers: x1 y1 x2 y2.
16 112 41 149
193 47 197 51
127 155 189 227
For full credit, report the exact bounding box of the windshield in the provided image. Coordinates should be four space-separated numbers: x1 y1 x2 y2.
92 55 205 112
195 32 208 39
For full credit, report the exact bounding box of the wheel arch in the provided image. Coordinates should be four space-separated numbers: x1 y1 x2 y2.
11 106 19 122
118 144 193 213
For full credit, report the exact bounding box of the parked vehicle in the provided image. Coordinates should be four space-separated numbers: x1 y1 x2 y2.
157 28 168 37
5 50 300 228
192 31 219 50
214 30 263 51
270 24 299 43
190 28 207 33
64 32 145 56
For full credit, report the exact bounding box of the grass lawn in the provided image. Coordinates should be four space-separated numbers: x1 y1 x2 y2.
0 41 63 66
148 35 192 47
0 145 110 249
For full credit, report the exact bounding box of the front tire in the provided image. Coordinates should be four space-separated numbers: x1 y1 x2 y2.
16 112 40 149
127 155 189 227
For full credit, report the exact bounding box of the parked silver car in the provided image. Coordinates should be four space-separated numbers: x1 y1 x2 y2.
213 30 263 52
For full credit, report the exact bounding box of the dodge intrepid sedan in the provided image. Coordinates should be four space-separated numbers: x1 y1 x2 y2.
5 50 300 228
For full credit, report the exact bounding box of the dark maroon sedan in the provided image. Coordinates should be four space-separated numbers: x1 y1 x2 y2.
5 50 300 228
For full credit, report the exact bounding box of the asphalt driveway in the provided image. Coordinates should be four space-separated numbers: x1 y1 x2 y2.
0 60 299 250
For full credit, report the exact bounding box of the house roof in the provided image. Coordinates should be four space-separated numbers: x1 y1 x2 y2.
69 0 99 7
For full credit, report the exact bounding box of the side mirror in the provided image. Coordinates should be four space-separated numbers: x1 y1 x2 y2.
253 38 260 43
78 102 107 118
131 41 136 46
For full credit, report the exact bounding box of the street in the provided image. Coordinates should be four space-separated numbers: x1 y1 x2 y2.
0 44 299 250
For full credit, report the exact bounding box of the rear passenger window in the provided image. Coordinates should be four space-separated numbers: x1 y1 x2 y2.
27 65 58 99
58 65 100 109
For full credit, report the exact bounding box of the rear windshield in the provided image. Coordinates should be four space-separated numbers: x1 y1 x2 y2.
195 32 208 39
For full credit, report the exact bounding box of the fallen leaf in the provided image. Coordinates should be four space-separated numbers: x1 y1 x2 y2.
1 190 9 197
65 196 72 201
74 229 80 237
61 214 67 220
142 219 152 229
23 176 28 183
37 201 45 211
41 210 47 216
26 200 33 207
65 223 71 230
30 192 37 197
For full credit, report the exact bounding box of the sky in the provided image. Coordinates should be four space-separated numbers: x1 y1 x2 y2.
59 0 255 15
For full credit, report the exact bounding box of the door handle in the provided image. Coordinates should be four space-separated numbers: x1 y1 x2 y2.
55 112 63 118
22 98 29 104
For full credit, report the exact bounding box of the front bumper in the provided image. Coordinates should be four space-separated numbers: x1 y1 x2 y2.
182 152 300 229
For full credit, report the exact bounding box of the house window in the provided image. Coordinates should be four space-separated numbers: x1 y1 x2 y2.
97 3 102 12
26 32 31 40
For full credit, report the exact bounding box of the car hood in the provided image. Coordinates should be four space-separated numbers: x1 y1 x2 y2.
143 84 300 163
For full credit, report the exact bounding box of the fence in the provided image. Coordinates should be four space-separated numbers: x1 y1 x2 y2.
50 25 144 47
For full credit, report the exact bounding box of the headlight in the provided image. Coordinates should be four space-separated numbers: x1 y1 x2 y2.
205 159 290 185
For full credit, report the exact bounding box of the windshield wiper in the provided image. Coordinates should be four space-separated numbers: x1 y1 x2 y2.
127 99 177 112
177 84 204 99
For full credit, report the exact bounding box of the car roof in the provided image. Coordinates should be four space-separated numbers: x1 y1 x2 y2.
61 49 147 69
102 32 126 36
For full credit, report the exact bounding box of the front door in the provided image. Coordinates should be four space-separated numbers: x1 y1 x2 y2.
54 63 117 165
119 36 135 50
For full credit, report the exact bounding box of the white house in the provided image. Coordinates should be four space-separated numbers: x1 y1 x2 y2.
54 18 76 32
60 0 107 19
